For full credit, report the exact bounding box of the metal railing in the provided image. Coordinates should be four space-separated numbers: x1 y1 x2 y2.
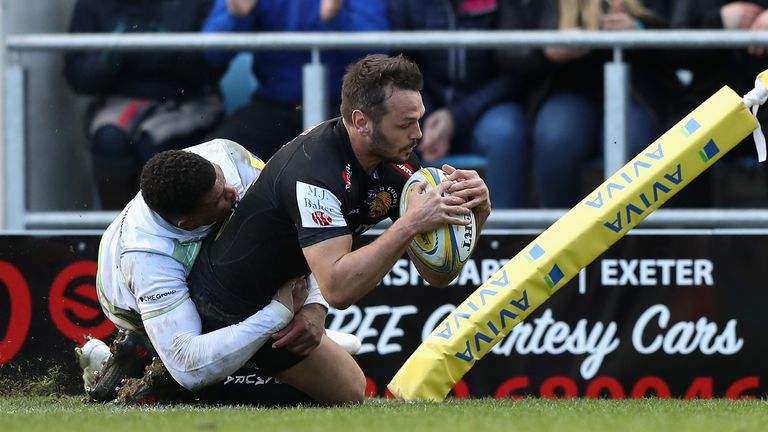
3 30 768 230
9 30 768 50
18 208 768 231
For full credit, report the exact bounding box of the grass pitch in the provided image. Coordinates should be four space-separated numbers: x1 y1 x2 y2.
1 396 768 432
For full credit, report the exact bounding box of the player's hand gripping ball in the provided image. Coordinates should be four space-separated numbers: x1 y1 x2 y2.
400 167 478 277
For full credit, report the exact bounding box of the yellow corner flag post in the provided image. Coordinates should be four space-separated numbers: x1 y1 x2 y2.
388 73 768 401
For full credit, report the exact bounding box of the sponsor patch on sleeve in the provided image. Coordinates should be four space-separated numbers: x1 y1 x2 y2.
296 181 347 228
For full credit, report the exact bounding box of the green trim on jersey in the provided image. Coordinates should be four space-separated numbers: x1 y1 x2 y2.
141 292 191 322
170 240 202 271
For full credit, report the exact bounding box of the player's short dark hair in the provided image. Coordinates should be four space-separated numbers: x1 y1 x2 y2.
140 150 216 219
340 54 423 123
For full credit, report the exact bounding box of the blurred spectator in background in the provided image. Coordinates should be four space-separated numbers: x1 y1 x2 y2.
389 0 530 208
671 0 768 102
203 0 388 161
498 0 681 208
64 0 225 210
663 0 768 207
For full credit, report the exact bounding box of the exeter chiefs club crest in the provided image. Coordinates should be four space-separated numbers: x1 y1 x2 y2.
367 187 399 218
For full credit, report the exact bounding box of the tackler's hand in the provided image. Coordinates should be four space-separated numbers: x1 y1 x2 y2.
271 304 326 356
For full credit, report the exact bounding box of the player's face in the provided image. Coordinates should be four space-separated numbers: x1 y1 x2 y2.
369 88 424 163
192 164 239 227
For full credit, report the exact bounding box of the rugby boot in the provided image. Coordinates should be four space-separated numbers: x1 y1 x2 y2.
75 336 112 394
113 357 189 406
88 330 157 402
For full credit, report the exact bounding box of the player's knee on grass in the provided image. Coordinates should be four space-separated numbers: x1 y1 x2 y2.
334 363 366 405
277 335 366 405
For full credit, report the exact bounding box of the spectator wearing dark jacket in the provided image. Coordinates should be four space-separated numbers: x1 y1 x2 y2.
670 1 768 132
389 0 530 208
64 0 225 209
498 0 682 208
665 0 768 207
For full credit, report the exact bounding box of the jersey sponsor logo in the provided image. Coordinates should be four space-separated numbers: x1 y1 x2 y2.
296 181 347 228
392 163 415 178
139 290 178 303
224 374 277 386
342 164 353 191
311 211 333 226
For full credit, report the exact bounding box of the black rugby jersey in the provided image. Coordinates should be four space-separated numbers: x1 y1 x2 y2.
189 117 421 310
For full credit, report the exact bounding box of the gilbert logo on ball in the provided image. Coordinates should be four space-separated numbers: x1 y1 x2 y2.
400 167 477 277
388 72 768 401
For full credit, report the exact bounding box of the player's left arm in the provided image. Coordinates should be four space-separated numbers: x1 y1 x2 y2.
441 164 492 231
130 253 295 391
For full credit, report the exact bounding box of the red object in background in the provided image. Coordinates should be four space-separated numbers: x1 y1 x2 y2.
0 261 32 365
48 261 115 345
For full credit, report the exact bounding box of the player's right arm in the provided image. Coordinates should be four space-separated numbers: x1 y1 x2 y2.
124 252 295 391
302 181 469 308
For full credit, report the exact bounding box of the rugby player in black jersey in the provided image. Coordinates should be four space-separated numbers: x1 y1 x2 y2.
187 54 492 404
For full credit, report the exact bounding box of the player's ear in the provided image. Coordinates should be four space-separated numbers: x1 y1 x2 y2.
351 110 371 136
176 216 195 230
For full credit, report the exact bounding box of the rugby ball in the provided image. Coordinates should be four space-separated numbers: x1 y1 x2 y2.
400 167 478 276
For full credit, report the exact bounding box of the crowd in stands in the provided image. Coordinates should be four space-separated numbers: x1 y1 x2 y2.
63 0 768 210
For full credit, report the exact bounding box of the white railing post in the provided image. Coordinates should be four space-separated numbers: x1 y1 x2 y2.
604 46 629 178
302 47 329 129
0 0 6 230
5 64 25 231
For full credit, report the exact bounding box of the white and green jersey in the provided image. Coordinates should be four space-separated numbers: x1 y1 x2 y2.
94 139 301 390
96 139 264 328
